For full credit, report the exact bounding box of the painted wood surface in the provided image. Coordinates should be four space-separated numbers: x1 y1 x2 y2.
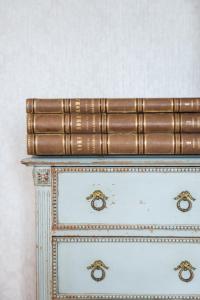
34 168 51 300
26 158 200 300
22 156 200 167
54 237 200 297
55 168 200 229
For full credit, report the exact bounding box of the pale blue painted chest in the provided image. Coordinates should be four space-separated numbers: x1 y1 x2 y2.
22 156 200 300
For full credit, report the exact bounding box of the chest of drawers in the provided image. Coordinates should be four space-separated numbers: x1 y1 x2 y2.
22 157 200 300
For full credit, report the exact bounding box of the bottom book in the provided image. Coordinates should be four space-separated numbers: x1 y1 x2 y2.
27 133 200 155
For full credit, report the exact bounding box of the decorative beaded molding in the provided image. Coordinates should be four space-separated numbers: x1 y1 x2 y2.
53 296 200 300
54 167 200 173
53 236 200 243
53 294 200 300
33 168 51 186
52 236 200 299
51 167 200 231
55 224 200 231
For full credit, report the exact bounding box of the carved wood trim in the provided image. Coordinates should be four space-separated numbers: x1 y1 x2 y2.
33 167 51 186
52 236 200 299
51 167 200 231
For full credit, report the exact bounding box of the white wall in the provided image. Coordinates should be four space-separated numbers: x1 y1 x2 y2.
0 0 200 299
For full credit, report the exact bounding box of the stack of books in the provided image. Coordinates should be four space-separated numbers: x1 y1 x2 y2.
26 98 200 155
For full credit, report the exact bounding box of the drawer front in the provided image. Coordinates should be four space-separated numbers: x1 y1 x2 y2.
52 236 200 299
52 167 200 230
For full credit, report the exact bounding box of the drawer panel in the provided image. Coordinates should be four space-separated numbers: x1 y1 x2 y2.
52 236 200 299
52 167 200 230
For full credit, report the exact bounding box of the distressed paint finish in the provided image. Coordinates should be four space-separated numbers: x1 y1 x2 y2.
33 168 51 186
23 157 200 300
52 166 200 231
33 167 52 300
53 237 200 297
21 156 200 167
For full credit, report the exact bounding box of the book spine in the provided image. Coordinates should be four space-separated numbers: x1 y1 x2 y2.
27 133 200 155
26 98 200 113
27 113 200 134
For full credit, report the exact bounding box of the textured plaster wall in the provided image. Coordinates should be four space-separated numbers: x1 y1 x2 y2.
0 0 200 299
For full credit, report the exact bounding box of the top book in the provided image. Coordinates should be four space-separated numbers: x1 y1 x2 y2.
26 98 200 114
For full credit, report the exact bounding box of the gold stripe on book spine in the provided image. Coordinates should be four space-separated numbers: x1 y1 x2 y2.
172 113 175 132
33 134 36 155
144 134 147 154
190 98 194 111
141 114 145 133
141 98 145 112
172 133 175 154
135 113 138 133
98 134 103 154
27 134 35 155
33 98 37 114
136 98 139 112
171 98 175 112
174 113 178 133
105 98 109 113
27 114 33 133
26 99 34 113
61 114 65 133
173 99 176 112
178 113 182 132
33 114 36 133
197 99 200 112
64 99 69 113
70 113 73 133
133 98 137 113
139 134 143 154
174 98 180 112
62 134 65 154
75 99 81 113
103 134 108 155
178 113 182 133
64 114 69 133
100 98 106 113
137 98 143 112
91 99 95 113
101 114 107 133
61 99 64 113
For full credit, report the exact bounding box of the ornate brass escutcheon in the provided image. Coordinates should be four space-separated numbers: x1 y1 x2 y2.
87 260 109 282
86 190 108 211
174 261 196 282
174 191 195 212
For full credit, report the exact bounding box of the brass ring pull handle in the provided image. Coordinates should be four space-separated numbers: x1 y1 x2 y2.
86 190 108 211
174 191 195 212
87 260 109 282
174 261 196 283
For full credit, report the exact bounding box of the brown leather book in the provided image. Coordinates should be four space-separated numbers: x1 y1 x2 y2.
27 113 200 134
27 133 200 155
26 98 200 113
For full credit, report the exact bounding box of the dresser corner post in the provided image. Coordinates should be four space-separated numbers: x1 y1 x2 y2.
33 166 52 300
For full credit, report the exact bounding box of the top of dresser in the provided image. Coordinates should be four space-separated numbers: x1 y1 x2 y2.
21 156 200 167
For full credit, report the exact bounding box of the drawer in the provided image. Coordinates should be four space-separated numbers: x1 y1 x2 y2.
52 236 200 299
52 167 200 230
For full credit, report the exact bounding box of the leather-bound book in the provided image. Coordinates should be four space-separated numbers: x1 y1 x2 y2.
27 113 200 134
27 133 200 155
26 98 200 113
